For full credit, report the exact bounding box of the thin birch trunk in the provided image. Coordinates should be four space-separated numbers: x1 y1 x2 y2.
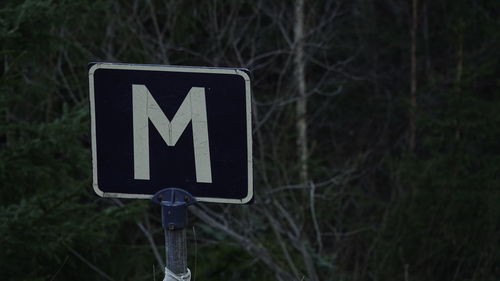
409 0 418 152
294 4 320 281
294 0 308 183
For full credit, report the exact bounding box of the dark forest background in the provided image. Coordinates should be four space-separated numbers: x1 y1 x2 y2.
1 0 499 280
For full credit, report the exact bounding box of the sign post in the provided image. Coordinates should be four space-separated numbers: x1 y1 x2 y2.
88 62 253 280
152 188 195 280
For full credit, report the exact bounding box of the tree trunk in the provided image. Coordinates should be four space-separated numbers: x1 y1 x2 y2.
294 0 308 183
409 0 418 152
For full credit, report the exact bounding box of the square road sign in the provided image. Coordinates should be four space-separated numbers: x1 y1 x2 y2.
89 62 253 204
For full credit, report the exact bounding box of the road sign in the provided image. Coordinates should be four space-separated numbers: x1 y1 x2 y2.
89 62 253 204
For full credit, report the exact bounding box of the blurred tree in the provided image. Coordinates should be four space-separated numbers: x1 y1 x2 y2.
0 0 498 280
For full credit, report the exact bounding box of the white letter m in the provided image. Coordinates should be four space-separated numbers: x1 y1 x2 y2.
132 84 212 183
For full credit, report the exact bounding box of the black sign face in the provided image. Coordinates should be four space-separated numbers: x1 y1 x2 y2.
89 63 252 204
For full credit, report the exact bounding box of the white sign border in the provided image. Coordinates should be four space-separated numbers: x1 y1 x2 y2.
89 62 253 204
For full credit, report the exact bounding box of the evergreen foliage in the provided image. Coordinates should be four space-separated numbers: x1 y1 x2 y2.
0 0 498 280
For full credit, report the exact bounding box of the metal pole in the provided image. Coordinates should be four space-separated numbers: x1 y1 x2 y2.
152 188 195 281
165 228 187 275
